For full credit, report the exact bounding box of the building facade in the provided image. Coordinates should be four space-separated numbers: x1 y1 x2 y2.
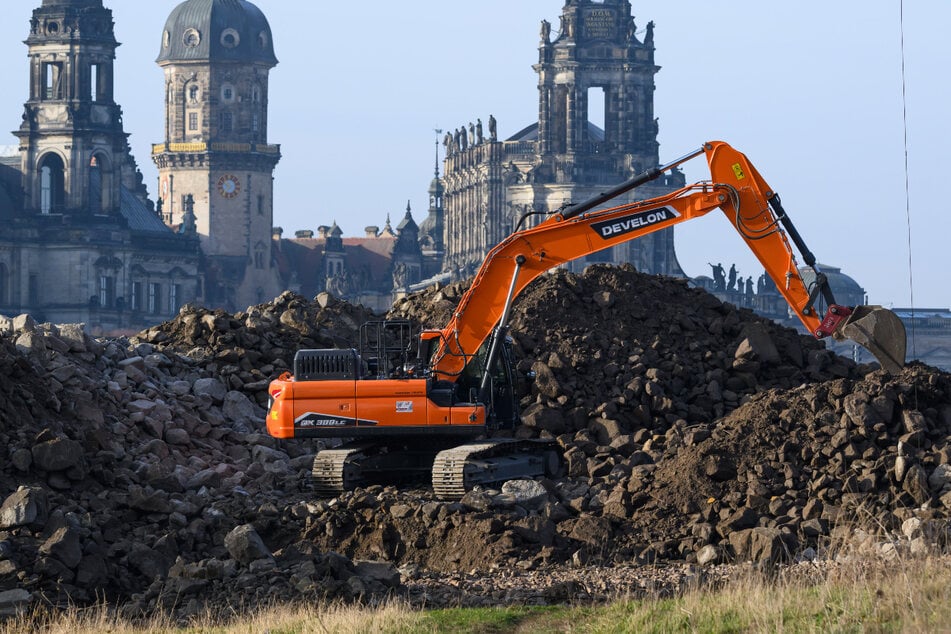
0 0 201 333
0 0 436 329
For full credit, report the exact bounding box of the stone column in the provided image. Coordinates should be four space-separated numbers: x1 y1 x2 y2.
538 85 551 154
565 85 577 153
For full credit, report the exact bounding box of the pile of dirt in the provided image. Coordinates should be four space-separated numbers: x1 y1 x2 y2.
0 264 948 621
0 306 391 620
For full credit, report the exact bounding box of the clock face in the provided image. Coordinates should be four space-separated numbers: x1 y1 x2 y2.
217 174 240 199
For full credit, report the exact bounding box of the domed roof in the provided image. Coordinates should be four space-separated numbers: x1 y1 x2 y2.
799 264 866 303
157 0 277 66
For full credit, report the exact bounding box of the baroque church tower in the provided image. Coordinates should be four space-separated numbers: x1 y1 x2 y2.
16 0 146 218
442 0 685 278
152 0 282 310
1 0 201 332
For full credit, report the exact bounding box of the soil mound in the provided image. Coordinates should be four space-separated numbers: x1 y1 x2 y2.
0 265 947 620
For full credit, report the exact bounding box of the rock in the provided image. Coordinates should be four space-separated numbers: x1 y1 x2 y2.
800 518 828 537
0 487 48 529
164 428 191 445
729 527 794 565
520 403 566 435
590 419 624 446
895 455 910 484
12 314 36 333
500 479 550 510
602 489 633 520
846 392 889 429
57 324 88 352
734 323 780 365
353 560 401 588
703 453 737 482
118 357 149 383
222 391 258 431
224 524 272 565
0 589 31 616
193 378 227 403
31 437 83 471
76 554 109 587
128 545 171 579
531 362 562 399
903 464 931 505
900 411 927 446
902 517 923 540
721 507 759 532
929 464 951 491
185 468 222 491
10 448 32 471
696 544 719 566
39 526 83 569
128 487 173 514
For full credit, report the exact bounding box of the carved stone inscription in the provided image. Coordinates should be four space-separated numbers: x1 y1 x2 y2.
584 9 616 40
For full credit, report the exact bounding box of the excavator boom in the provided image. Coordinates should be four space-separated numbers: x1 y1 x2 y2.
430 141 906 378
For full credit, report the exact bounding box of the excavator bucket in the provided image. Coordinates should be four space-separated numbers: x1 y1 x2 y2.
835 306 907 375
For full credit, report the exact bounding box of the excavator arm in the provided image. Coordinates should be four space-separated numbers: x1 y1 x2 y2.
430 141 906 379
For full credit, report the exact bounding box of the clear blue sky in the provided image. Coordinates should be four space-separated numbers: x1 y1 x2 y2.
1 1 947 309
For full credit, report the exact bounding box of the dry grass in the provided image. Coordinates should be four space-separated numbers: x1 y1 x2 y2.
0 601 423 634
3 554 951 633
584 554 951 633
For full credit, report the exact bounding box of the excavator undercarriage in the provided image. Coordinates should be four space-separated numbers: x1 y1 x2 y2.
310 437 562 499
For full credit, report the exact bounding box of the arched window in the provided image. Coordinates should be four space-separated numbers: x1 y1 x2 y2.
42 62 64 100
88 153 113 213
89 155 102 212
39 154 65 214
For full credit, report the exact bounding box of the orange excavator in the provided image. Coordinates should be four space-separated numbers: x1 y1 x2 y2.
266 141 906 498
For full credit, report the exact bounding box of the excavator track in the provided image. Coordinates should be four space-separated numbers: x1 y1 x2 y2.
311 440 455 497
432 438 562 500
311 443 374 496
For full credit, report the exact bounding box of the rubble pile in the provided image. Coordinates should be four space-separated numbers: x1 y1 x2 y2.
0 301 389 619
0 264 949 619
130 290 377 410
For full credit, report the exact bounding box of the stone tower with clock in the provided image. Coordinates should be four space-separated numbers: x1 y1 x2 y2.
152 0 282 309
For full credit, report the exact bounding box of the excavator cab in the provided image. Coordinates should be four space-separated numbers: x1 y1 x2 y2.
486 337 520 429
449 336 520 430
